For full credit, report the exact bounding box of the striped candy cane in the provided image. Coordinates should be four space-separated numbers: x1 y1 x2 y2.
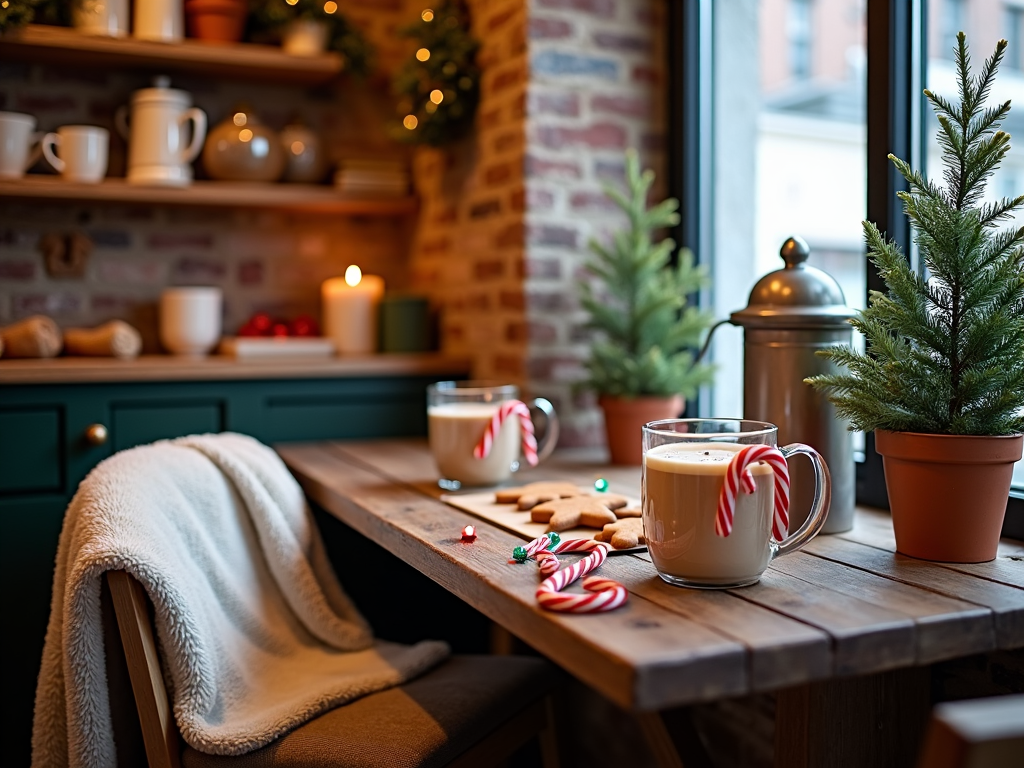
474 400 538 466
511 535 628 613
716 444 791 541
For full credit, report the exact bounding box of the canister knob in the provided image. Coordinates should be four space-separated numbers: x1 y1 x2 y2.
780 235 810 268
84 423 108 446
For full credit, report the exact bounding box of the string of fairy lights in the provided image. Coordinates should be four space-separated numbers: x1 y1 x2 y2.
393 3 480 146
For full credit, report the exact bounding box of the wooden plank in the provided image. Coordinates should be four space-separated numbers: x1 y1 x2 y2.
769 552 995 663
278 443 750 711
0 353 470 385
842 508 1024 589
0 24 342 84
0 177 417 215
806 534 1024 649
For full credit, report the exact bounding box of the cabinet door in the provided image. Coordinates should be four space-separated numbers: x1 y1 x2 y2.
0 407 63 494
111 400 225 451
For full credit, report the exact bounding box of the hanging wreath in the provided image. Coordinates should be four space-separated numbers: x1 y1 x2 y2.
248 0 373 77
392 2 480 146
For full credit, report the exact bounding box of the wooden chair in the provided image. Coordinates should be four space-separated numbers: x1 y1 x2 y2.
106 570 560 768
916 694 1024 768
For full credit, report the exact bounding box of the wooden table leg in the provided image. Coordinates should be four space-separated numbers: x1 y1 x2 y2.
774 667 931 768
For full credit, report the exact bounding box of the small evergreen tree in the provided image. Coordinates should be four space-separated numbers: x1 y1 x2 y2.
580 150 715 399
808 35 1024 436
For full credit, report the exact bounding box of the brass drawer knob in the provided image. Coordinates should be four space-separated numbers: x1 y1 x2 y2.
84 423 108 446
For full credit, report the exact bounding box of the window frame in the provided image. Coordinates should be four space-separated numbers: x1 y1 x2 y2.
667 0 1023 538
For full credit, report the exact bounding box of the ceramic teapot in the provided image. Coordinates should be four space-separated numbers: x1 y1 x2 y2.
116 76 206 187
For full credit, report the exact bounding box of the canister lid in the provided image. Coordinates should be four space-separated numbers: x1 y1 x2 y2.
131 75 190 105
730 236 857 329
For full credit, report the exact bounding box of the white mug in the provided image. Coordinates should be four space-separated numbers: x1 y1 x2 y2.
160 287 222 357
42 126 109 184
0 112 43 180
72 0 129 37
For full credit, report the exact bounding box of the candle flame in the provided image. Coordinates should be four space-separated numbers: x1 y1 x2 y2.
345 265 362 287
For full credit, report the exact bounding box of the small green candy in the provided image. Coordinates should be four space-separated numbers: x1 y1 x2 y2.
512 546 528 563
546 532 561 549
594 478 609 492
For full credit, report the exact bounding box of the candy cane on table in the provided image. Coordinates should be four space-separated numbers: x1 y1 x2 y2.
510 534 628 614
716 444 790 541
474 400 538 466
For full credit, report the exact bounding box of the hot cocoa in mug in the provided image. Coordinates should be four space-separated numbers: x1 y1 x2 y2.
642 419 831 589
427 382 559 489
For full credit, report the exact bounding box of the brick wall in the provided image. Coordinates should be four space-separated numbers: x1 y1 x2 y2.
525 0 667 446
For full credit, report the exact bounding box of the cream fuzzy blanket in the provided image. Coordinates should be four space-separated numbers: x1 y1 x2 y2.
32 433 449 767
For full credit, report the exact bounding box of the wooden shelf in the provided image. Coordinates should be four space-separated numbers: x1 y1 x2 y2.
0 176 417 215
0 24 343 84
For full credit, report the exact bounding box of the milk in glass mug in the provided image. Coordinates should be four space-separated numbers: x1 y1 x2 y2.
427 381 559 489
642 419 831 588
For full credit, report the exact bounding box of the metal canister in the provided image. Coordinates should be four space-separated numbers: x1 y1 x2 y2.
730 236 856 533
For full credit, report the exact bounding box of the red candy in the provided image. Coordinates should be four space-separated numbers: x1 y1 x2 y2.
461 525 477 542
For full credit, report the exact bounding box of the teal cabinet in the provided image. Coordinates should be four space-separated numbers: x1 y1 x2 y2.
0 372 447 766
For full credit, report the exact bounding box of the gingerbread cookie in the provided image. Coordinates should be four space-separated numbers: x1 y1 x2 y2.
494 481 581 509
614 506 642 518
530 497 617 532
596 518 646 549
593 493 629 511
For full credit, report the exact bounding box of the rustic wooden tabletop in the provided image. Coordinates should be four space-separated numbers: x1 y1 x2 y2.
277 439 1024 768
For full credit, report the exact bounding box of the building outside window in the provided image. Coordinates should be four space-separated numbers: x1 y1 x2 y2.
788 0 816 79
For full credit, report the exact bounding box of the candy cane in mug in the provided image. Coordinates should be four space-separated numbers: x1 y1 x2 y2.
474 399 538 466
716 444 791 541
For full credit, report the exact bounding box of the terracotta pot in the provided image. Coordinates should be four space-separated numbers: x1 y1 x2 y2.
875 430 1022 563
184 0 247 43
599 394 684 465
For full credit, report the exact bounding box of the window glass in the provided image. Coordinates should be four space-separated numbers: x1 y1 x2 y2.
708 0 866 453
928 0 1024 490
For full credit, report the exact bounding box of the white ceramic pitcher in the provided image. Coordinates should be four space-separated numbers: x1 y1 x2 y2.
116 76 206 187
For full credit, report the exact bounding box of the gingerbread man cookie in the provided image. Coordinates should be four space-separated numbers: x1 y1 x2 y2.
530 497 617 532
614 506 642 518
596 518 646 549
494 481 581 510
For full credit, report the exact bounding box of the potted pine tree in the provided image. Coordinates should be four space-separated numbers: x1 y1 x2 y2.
808 35 1024 563
580 150 715 465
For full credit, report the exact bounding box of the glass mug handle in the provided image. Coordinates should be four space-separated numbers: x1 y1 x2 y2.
527 397 560 465
773 443 832 558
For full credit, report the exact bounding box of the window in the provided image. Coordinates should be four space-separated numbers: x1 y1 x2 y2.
669 0 1023 532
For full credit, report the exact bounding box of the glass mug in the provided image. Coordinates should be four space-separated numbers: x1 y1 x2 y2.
642 419 831 589
427 381 559 489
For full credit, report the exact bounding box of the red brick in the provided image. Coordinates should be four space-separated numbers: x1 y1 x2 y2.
510 188 526 212
632 65 661 84
526 257 562 279
432 206 458 225
493 131 521 153
445 323 466 342
494 354 524 377
591 94 649 118
469 198 502 219
534 122 627 150
592 32 649 52
174 257 225 282
147 233 213 250
529 91 580 117
528 224 578 248
571 323 596 342
494 224 524 249
500 290 525 310
475 259 505 280
536 0 615 18
96 258 167 285
12 292 82 317
0 260 36 280
529 16 574 39
527 188 556 209
483 162 514 186
573 389 598 410
557 422 605 448
526 290 570 311
526 353 586 381
91 294 138 313
569 190 618 211
237 259 264 286
525 155 582 180
488 7 517 30
419 237 452 256
467 292 492 310
530 321 558 343
490 67 524 94
479 108 502 130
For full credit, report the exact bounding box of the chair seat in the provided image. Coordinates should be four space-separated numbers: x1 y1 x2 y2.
182 655 554 768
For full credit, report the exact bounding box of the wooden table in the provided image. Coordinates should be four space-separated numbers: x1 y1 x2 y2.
277 439 1024 768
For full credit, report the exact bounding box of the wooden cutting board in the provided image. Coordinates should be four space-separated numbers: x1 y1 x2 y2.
441 488 646 554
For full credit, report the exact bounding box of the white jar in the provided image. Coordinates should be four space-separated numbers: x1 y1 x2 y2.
73 0 129 37
133 0 183 42
159 287 222 357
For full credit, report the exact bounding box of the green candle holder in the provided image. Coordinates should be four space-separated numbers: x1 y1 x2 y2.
379 294 432 353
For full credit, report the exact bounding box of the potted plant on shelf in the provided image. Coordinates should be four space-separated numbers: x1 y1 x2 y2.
249 0 372 74
808 35 1024 563
185 0 248 43
580 150 716 465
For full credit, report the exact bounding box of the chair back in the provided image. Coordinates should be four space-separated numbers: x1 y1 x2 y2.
916 695 1024 768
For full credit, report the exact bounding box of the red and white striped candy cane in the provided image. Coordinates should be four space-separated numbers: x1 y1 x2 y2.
512 536 627 613
716 444 791 541
474 399 538 466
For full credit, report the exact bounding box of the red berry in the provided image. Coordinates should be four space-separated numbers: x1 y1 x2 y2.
290 315 319 337
250 312 273 333
237 322 261 337
271 322 290 337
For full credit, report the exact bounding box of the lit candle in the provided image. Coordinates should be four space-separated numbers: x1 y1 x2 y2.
321 266 385 354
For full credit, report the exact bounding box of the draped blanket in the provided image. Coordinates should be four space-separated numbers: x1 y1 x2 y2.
32 433 449 767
